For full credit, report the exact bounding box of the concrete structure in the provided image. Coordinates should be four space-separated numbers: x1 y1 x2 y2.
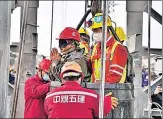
0 1 13 118
126 1 162 118
10 42 20 53
126 1 149 118
11 1 39 118
87 83 134 118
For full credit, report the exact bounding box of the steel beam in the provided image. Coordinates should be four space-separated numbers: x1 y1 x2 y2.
144 6 162 25
143 76 162 93
144 47 162 56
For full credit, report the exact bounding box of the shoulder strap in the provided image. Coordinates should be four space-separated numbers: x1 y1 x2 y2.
91 44 98 60
110 41 120 60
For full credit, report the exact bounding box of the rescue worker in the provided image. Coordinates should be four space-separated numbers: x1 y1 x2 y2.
78 27 91 55
9 67 16 84
24 59 57 118
78 27 92 77
151 85 162 119
44 61 118 118
151 85 162 108
89 13 128 83
50 27 90 83
115 27 134 83
142 67 148 87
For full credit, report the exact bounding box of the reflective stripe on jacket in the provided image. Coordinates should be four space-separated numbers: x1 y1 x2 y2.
91 36 128 83
44 81 112 118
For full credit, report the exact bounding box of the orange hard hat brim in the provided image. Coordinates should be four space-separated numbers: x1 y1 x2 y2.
60 70 84 80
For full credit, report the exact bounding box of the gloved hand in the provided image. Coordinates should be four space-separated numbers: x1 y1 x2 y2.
106 92 118 109
50 81 61 88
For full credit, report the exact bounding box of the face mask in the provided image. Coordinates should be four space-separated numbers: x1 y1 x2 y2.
93 32 102 42
43 73 49 81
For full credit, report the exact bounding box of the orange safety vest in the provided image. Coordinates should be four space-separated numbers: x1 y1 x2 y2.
79 41 90 55
91 37 127 83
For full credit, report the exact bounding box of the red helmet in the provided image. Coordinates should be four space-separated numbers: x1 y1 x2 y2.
39 59 51 72
58 27 80 42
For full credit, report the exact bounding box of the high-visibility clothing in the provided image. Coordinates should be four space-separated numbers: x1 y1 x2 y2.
79 41 90 55
44 81 112 118
24 74 50 118
91 36 128 83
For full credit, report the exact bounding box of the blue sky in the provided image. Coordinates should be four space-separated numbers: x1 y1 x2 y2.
10 1 162 56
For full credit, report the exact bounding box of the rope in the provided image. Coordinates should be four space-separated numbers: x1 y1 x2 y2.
50 0 54 51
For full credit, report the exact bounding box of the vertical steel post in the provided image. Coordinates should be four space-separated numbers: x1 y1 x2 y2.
50 0 54 51
99 0 108 118
84 0 88 28
147 0 152 118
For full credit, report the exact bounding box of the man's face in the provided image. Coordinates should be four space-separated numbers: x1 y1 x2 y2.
10 70 16 76
38 69 50 81
92 28 102 33
59 40 75 55
92 28 110 43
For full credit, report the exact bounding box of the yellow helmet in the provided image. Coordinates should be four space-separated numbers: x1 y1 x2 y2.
115 27 127 41
90 13 112 29
9 67 13 72
78 27 89 36
9 66 16 72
